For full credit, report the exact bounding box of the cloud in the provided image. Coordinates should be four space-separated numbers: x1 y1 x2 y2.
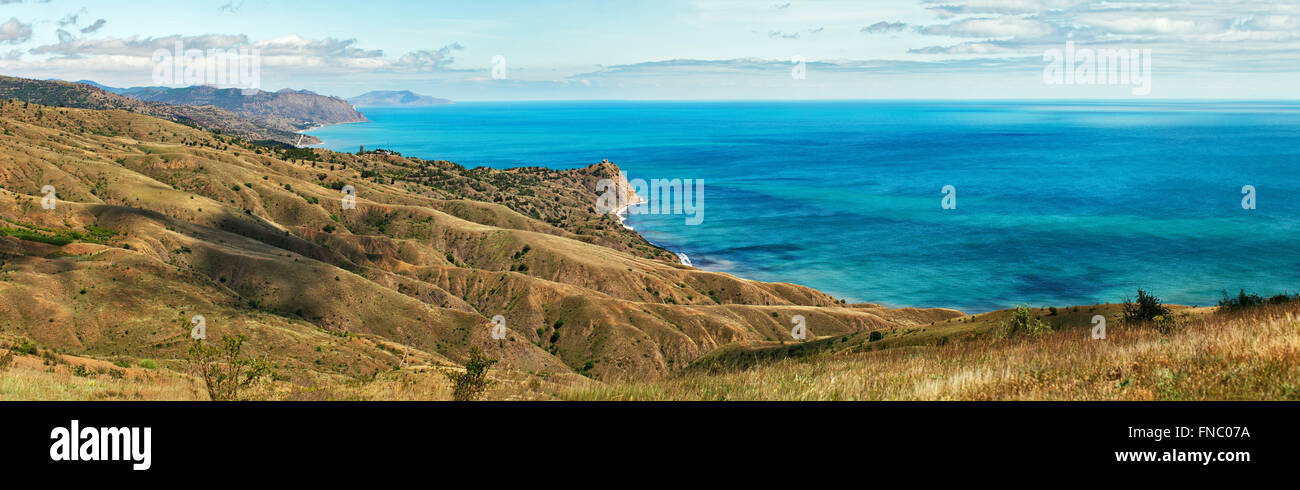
80 19 106 35
393 43 465 71
57 9 87 28
0 18 32 44
218 1 246 13
773 2 790 9
768 30 799 39
925 0 1086 17
1075 15 1214 35
861 21 907 34
909 42 1010 55
30 33 254 57
920 16 1057 38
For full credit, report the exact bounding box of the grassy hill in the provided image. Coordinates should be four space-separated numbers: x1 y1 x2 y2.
565 301 1300 400
120 85 369 132
0 100 966 399
0 76 317 146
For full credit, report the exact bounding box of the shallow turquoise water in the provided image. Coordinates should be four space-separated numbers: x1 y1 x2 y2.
309 101 1300 312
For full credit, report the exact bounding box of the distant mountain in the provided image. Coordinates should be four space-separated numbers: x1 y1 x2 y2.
0 75 318 146
71 80 130 95
348 90 453 107
115 85 368 132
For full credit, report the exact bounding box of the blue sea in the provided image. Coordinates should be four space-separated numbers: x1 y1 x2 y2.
309 101 1300 313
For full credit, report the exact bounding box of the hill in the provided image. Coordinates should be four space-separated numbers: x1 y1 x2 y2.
349 90 453 107
566 301 1300 400
0 76 315 146
121 85 368 131
0 101 961 399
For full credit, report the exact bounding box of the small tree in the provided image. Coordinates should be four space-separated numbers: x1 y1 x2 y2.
1004 304 1052 338
1122 289 1171 324
443 347 497 401
188 335 276 401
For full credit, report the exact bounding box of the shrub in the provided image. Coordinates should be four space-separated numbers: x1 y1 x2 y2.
1123 289 1171 324
9 340 36 355
443 347 497 401
869 331 885 342
1004 305 1052 338
1218 289 1264 311
188 335 277 401
0 350 13 372
1151 314 1182 334
138 359 158 370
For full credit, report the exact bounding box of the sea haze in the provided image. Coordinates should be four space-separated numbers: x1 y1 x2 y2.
309 101 1300 312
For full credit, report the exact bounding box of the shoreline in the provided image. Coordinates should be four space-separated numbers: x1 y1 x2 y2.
616 200 694 267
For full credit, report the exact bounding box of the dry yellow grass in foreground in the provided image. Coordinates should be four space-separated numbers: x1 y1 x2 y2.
562 302 1300 401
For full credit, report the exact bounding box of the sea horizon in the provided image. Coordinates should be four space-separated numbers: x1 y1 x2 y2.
309 100 1300 313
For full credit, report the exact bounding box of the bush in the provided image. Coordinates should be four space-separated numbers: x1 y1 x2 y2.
138 359 158 370
1122 289 1171 324
1004 305 1052 338
1218 289 1264 311
869 331 885 342
443 347 497 401
9 340 36 355
188 335 277 401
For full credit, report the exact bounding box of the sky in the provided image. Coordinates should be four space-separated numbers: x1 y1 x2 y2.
1 0 1299 100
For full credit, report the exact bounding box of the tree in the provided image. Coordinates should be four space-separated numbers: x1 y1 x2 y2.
1122 289 1171 324
188 335 277 401
1004 304 1051 338
443 347 497 401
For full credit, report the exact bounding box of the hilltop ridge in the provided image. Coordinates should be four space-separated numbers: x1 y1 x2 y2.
0 76 317 146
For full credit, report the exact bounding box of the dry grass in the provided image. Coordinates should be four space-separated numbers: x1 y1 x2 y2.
0 353 203 401
562 302 1300 401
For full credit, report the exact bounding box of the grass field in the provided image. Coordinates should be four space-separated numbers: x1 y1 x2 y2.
561 301 1300 400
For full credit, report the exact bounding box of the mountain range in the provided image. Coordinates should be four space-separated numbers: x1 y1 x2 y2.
78 82 368 133
2 76 316 146
349 90 453 107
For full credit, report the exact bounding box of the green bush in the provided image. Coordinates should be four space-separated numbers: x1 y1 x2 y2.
138 359 158 370
188 335 277 401
1218 289 1264 311
1004 305 1052 338
443 347 497 401
1123 289 1171 324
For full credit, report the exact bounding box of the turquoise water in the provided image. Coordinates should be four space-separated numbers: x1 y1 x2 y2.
309 101 1300 312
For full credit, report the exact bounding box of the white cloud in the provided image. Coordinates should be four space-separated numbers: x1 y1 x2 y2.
1076 15 1210 35
0 18 32 44
920 16 1057 38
